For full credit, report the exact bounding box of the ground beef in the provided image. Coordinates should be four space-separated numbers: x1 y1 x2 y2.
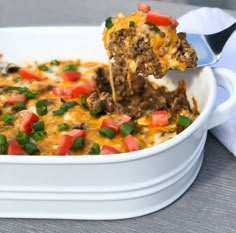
95 67 192 120
176 32 198 67
72 122 86 130
86 90 119 114
106 28 197 102
95 67 111 94
130 37 163 79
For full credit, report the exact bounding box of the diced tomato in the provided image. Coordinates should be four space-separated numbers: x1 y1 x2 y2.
100 118 120 133
71 83 92 97
52 86 73 98
146 11 171 26
62 71 81 81
71 78 96 97
117 114 131 126
7 139 24 155
19 68 41 81
67 129 86 139
138 3 151 13
171 17 179 28
55 134 74 155
8 94 27 105
20 112 39 133
124 134 139 152
52 78 96 98
87 77 97 89
100 145 120 155
152 110 169 127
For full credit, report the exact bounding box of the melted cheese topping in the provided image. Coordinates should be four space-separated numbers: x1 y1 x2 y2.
0 58 198 156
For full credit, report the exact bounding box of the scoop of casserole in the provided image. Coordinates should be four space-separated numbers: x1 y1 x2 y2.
103 3 198 101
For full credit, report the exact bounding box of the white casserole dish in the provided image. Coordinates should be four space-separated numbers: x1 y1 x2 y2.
0 26 236 219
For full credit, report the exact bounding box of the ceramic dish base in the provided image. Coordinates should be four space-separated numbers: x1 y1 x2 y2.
0 136 205 220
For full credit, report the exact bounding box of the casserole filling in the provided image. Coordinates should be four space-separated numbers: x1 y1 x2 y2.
0 59 199 155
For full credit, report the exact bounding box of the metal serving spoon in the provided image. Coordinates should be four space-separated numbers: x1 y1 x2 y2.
186 22 236 67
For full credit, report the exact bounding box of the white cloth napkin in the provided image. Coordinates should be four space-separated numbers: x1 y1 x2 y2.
177 7 236 156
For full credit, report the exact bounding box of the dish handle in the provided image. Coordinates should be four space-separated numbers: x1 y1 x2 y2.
207 67 236 130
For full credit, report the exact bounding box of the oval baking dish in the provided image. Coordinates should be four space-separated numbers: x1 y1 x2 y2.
0 27 236 219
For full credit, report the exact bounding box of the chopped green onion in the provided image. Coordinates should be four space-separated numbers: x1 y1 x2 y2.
1 113 15 124
32 121 45 132
57 123 71 131
60 101 78 111
23 142 39 155
8 86 38 99
23 90 38 99
129 21 135 27
72 137 84 150
0 134 7 154
38 65 49 71
60 98 66 103
90 109 99 117
50 59 60 66
105 17 113 29
31 131 46 141
90 142 100 155
99 126 116 139
145 22 160 33
80 95 88 108
62 64 77 71
53 100 78 116
11 101 26 111
16 132 30 145
36 100 48 116
53 109 65 116
177 115 191 128
8 86 24 92
120 122 136 136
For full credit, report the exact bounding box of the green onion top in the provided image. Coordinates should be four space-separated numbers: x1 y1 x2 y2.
72 137 84 150
16 132 30 145
0 134 8 154
120 122 136 136
60 101 78 111
99 126 116 139
23 142 39 155
32 121 45 132
8 86 38 99
38 65 49 72
36 100 48 116
53 100 78 116
90 109 101 117
57 123 71 131
53 109 65 116
50 59 60 66
11 101 26 111
1 113 15 125
145 22 160 33
90 142 100 155
62 64 77 71
177 115 191 128
105 17 113 29
129 21 135 27
80 95 88 109
31 131 47 141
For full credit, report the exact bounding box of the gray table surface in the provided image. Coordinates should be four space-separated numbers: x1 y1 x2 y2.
0 1 236 232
